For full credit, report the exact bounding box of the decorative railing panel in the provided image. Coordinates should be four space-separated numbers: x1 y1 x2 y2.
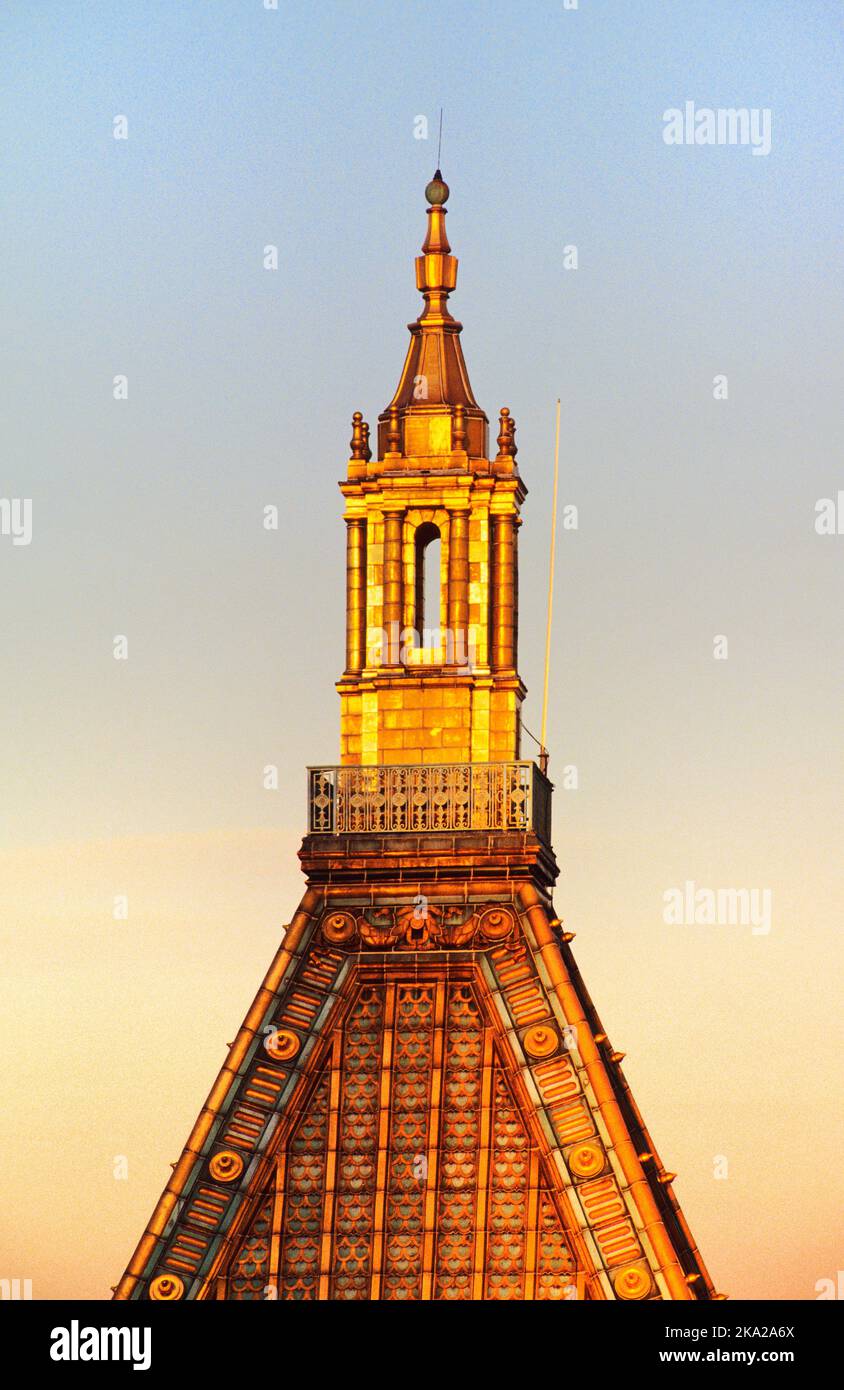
308 762 552 843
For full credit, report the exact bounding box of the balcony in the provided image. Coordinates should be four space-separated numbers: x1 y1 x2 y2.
307 761 552 844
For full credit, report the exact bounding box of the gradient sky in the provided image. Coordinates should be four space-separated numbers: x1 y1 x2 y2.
1 1 842 1300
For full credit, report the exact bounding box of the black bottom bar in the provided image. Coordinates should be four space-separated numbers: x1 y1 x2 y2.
2 1297 836 1379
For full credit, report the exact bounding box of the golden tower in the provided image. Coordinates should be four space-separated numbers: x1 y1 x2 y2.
114 174 717 1303
337 169 522 768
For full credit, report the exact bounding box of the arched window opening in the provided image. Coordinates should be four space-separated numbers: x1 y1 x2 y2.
415 523 441 648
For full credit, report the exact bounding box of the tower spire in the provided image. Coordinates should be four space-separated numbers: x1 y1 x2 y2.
377 172 487 461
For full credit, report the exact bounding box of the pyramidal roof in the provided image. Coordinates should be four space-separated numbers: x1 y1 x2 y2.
114 867 717 1301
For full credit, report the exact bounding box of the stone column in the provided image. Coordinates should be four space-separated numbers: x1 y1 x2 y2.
490 513 516 671
382 509 404 663
344 517 367 674
447 509 469 662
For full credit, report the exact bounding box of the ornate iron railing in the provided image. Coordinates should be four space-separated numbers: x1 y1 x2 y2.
308 761 552 843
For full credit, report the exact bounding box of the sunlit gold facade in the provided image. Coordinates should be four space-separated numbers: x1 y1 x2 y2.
338 174 524 766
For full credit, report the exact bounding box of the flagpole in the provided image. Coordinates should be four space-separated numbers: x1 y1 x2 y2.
540 398 561 775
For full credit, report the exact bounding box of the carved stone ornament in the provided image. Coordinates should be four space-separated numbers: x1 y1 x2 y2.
566 1140 607 1180
264 1027 301 1062
322 911 357 945
149 1273 184 1301
613 1264 653 1301
522 1021 560 1059
209 1150 245 1184
318 903 517 952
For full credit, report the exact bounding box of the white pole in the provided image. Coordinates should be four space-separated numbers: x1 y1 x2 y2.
540 398 561 773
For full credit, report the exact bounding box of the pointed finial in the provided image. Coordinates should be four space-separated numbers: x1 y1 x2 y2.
425 169 449 206
496 407 517 460
361 419 372 462
387 405 401 455
379 167 485 433
350 411 366 460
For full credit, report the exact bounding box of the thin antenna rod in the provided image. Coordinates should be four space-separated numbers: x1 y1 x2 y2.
540 398 561 774
437 108 443 168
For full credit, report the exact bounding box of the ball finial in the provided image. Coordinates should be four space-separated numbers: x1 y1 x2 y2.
425 169 449 206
